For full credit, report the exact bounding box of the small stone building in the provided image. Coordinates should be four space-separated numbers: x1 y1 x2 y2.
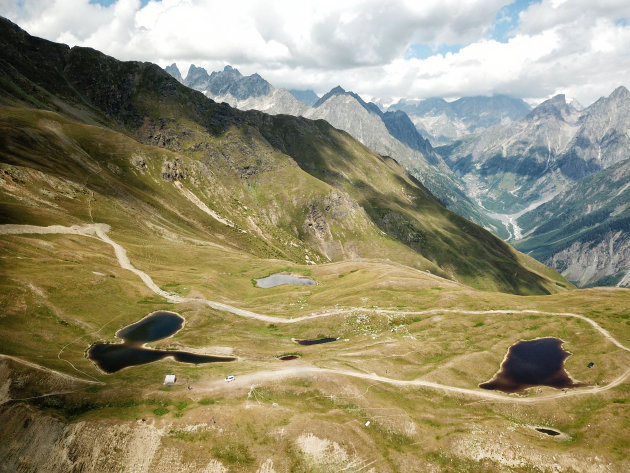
164 374 176 385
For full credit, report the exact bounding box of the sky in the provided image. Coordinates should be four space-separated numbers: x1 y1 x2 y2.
2 0 630 106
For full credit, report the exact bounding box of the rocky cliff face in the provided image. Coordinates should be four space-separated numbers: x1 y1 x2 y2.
0 402 243 473
514 157 630 287
164 63 183 83
544 232 630 287
185 64 272 101
212 87 309 116
381 110 436 159
566 86 630 171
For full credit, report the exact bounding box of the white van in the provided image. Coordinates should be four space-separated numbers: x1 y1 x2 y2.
225 375 235 382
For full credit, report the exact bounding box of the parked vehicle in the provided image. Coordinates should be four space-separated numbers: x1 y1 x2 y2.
225 375 235 382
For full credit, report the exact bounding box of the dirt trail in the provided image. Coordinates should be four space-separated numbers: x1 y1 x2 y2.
0 354 101 385
200 365 630 404
3 223 627 350
2 223 629 402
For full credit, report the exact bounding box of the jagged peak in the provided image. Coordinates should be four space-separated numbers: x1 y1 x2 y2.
222 65 242 76
164 63 183 82
313 85 382 117
610 85 629 100
526 93 572 120
313 86 347 107
547 93 567 105
186 63 209 79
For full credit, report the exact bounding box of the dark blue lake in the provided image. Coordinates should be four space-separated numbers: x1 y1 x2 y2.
295 337 338 346
88 311 235 373
116 311 184 343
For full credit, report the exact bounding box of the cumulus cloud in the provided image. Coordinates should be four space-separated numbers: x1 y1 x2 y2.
1 0 629 105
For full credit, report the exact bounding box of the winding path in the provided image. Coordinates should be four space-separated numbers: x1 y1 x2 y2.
2 223 629 402
203 365 630 404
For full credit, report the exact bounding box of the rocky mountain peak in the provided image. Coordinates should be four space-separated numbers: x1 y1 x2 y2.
610 85 629 100
217 64 243 78
184 64 211 89
314 85 382 116
184 64 272 100
526 93 576 122
164 63 183 83
313 86 346 107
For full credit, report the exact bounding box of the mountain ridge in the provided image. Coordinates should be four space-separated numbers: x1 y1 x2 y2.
0 16 565 295
171 63 506 236
440 87 630 286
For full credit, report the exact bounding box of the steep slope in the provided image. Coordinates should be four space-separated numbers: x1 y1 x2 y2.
515 158 630 287
181 68 505 236
0 16 566 295
442 89 630 216
440 94 582 216
391 95 531 146
164 63 183 83
441 88 630 286
565 86 630 171
304 88 507 236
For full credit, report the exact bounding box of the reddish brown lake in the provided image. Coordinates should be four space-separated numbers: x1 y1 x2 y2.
479 337 585 394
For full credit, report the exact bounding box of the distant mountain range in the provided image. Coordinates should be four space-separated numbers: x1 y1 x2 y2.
166 64 505 236
166 63 630 288
0 16 564 296
390 95 532 146
288 89 319 106
441 88 630 287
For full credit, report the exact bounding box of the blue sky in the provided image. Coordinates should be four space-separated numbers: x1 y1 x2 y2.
3 0 630 105
406 0 540 60
490 0 539 43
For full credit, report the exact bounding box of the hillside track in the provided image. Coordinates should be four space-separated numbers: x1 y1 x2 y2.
2 223 629 402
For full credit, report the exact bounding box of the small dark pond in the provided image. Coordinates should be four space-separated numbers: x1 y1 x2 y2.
536 428 561 436
479 337 585 394
295 337 338 346
88 311 236 373
279 355 300 360
256 273 316 288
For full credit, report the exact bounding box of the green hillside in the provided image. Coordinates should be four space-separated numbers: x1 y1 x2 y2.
0 17 568 295
1 17 629 473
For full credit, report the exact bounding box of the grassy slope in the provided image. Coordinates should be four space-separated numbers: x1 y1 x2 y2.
2 17 629 472
0 16 568 295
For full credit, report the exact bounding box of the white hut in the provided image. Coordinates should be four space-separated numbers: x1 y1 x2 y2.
164 374 176 385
